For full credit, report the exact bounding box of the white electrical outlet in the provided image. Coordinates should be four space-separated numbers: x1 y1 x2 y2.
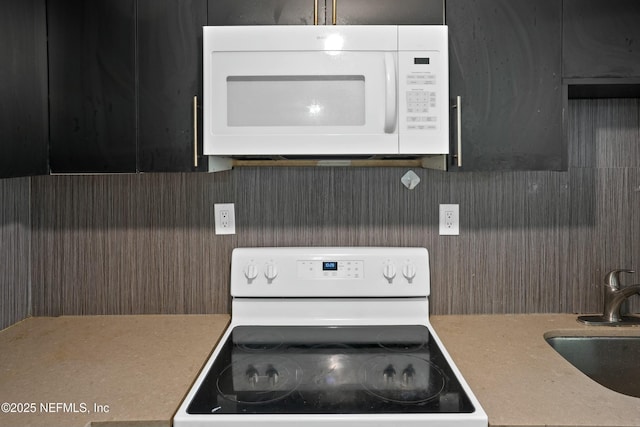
439 204 459 236
214 203 236 235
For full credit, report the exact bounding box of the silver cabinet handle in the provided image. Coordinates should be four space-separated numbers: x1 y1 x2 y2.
314 0 318 25
193 95 198 168
332 0 337 25
453 95 462 167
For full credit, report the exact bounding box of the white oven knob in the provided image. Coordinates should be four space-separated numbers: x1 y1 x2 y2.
244 263 259 282
402 263 417 283
382 262 396 283
264 262 278 282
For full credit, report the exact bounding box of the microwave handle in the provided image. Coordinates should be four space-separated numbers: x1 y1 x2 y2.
384 52 397 134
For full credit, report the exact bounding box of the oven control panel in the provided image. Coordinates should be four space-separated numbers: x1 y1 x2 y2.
297 260 364 280
231 247 430 298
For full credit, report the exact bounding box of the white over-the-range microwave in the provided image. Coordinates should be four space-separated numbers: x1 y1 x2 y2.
203 25 448 171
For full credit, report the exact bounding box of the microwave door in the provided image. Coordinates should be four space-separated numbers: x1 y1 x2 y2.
205 51 398 156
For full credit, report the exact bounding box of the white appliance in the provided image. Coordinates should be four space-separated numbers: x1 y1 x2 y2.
174 247 487 427
203 26 449 165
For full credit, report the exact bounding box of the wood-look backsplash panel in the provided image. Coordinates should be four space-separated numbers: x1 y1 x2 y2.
30 99 640 317
31 173 234 316
0 177 30 329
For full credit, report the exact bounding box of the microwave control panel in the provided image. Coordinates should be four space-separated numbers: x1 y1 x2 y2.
397 26 448 154
398 51 444 144
403 56 439 132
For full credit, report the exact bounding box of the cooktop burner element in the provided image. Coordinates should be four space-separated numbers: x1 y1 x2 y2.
216 354 302 405
376 328 428 352
232 329 284 352
359 354 446 404
174 247 487 427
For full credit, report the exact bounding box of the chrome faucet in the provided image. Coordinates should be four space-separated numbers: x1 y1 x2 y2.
578 269 640 326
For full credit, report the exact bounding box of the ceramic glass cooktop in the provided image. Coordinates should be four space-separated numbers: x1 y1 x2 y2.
187 325 475 415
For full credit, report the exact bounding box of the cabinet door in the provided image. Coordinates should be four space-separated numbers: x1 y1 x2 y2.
48 0 136 173
327 0 443 25
447 0 564 171
138 0 207 172
0 0 48 178
208 0 320 25
564 0 640 79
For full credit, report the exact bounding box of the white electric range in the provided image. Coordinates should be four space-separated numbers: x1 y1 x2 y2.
174 247 487 427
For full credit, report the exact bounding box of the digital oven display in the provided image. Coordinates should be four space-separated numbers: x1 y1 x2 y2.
322 261 338 271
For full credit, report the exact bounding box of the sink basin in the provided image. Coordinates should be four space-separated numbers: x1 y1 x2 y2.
546 335 640 398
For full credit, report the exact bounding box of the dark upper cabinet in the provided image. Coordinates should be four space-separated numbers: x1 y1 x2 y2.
49 0 205 173
563 0 640 99
0 0 48 178
14 0 570 175
48 0 137 173
328 0 443 25
208 0 321 25
446 0 564 171
208 0 443 27
563 0 640 79
138 0 207 172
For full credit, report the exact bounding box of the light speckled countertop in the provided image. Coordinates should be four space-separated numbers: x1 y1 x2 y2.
430 314 640 427
1 314 638 427
0 315 229 427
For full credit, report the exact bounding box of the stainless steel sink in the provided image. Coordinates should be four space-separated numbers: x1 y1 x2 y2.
546 335 640 398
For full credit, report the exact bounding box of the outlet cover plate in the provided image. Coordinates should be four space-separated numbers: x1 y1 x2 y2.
214 203 236 235
439 204 459 236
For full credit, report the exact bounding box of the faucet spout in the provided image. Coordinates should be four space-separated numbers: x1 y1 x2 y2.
604 269 635 291
603 283 640 323
578 269 640 326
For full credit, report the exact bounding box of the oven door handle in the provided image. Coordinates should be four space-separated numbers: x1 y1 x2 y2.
384 52 397 134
